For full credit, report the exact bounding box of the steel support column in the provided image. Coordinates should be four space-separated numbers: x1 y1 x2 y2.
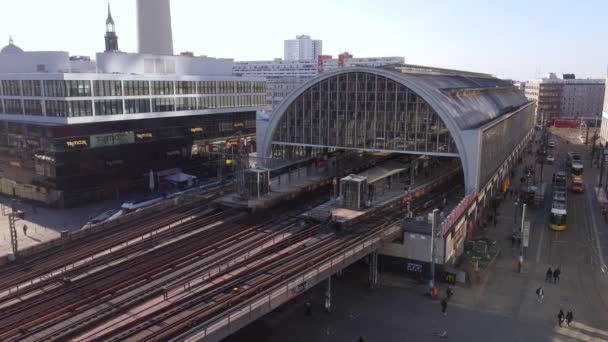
369 251 378 288
324 276 332 313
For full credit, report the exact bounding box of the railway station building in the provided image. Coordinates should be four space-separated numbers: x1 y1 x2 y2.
258 64 537 272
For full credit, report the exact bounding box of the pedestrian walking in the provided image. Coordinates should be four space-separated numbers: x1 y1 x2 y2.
441 298 448 316
553 267 561 284
305 300 312 316
558 309 565 326
545 268 553 282
536 286 544 303
446 287 453 300
566 311 573 327
22 224 28 236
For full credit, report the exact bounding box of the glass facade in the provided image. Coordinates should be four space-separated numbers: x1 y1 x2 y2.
95 100 123 115
271 72 457 159
4 99 22 114
479 103 535 187
1 80 21 96
43 80 92 97
23 100 43 116
125 98 151 114
94 80 122 97
0 78 265 117
152 81 174 95
176 81 196 95
153 97 175 112
124 80 150 96
23 80 42 97
46 100 93 117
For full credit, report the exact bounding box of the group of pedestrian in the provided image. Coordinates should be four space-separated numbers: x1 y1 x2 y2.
557 309 574 327
545 267 561 284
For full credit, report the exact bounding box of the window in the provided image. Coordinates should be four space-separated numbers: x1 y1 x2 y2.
1 80 21 96
43 80 66 97
94 80 122 97
94 100 123 115
152 97 174 112
4 99 22 114
46 100 92 117
152 81 174 95
124 80 150 96
198 81 217 94
68 101 93 117
22 80 42 97
23 100 43 116
65 80 91 97
125 98 150 114
176 97 196 111
176 81 195 95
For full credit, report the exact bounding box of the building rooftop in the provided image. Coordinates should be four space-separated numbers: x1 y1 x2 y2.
378 64 529 130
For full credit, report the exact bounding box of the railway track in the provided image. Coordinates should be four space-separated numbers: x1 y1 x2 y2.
0 195 329 342
0 203 209 293
0 169 461 342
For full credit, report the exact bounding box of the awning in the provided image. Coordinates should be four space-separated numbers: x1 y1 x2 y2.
165 172 197 183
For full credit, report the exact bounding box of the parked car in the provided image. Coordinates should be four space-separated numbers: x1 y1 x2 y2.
548 141 557 148
546 155 555 164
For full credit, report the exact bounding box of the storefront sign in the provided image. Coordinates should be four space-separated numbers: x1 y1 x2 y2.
405 262 423 274
442 270 457 285
166 150 181 156
135 132 154 141
90 132 134 148
190 127 203 134
233 122 244 129
65 138 89 149
440 188 478 236
9 161 21 168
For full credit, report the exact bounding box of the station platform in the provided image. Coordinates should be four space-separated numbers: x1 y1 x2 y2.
217 153 390 211
300 159 461 227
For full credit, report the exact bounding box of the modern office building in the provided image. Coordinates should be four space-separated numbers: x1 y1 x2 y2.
233 59 317 112
525 73 605 123
0 7 265 207
318 53 404 73
284 35 322 61
136 0 174 55
234 53 404 112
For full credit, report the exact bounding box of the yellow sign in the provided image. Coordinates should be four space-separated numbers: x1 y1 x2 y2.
190 127 203 133
65 139 88 148
136 132 153 140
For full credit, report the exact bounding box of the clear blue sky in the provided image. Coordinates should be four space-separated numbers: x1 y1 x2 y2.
0 0 606 81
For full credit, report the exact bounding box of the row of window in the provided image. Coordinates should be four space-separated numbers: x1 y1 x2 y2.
46 100 93 117
0 80 266 97
1 96 266 117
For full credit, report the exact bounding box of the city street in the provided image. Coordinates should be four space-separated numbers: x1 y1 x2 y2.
226 128 608 342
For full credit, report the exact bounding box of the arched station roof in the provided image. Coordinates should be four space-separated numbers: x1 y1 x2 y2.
260 64 531 192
